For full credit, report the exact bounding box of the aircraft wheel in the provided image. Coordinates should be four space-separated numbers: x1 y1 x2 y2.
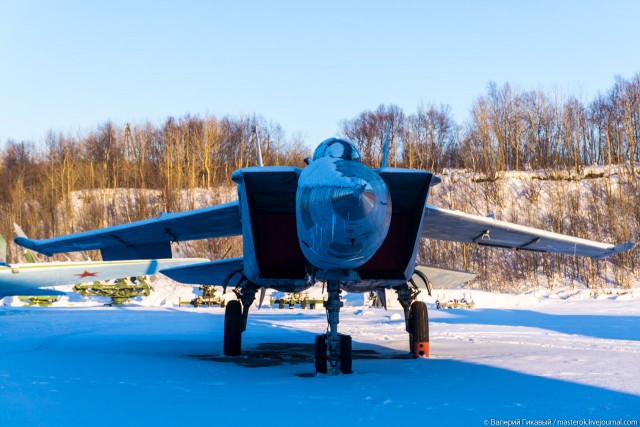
224 300 242 356
409 301 429 358
314 335 328 374
339 334 353 374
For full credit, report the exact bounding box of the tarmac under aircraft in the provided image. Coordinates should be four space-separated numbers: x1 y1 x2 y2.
15 136 636 374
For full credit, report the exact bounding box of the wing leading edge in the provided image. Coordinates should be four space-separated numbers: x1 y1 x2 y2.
421 205 635 259
15 202 241 261
14 198 634 262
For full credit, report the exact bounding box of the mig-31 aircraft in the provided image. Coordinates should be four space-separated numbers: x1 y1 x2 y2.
15 136 635 374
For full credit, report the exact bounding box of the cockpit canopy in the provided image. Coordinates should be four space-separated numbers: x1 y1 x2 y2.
312 138 361 162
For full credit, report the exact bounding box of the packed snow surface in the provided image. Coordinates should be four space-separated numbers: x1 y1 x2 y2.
1 281 638 426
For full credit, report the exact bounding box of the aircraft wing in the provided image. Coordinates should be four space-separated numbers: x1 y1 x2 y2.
160 258 244 286
421 205 635 259
0 258 208 297
415 265 477 288
15 202 241 261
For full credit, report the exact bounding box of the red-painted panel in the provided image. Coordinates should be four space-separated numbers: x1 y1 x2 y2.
360 215 409 277
256 213 306 279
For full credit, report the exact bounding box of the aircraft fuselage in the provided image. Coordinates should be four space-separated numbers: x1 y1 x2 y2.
231 138 434 293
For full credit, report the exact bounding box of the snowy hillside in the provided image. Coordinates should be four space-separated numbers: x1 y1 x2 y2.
1 278 638 426
423 164 640 291
36 163 638 293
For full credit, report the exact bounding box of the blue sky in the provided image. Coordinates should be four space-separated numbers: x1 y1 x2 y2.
1 0 639 148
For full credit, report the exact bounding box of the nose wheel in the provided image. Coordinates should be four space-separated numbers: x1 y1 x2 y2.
314 280 353 374
315 333 352 374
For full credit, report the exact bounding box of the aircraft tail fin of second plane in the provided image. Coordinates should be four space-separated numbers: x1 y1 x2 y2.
13 224 40 263
0 234 6 265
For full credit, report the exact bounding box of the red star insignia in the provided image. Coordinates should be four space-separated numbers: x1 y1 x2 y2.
75 270 99 278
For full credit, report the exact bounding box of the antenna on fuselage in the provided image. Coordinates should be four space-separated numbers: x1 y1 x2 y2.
253 126 264 167
380 121 391 168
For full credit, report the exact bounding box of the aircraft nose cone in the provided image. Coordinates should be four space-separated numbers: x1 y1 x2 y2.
296 157 392 271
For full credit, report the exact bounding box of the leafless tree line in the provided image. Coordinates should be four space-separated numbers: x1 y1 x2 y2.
342 74 640 176
0 74 638 289
0 115 307 261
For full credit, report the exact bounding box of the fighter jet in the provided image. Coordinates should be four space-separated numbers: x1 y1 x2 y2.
0 257 208 299
0 229 207 299
15 137 635 374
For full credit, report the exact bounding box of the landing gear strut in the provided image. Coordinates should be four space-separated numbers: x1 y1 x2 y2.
396 283 429 358
223 283 259 356
315 280 352 374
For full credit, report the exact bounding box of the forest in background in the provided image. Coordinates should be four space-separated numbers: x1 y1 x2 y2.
1 73 638 290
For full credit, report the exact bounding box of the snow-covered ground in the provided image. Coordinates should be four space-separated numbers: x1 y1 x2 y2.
1 281 639 426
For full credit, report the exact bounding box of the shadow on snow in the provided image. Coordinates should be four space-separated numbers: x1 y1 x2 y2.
0 307 638 425
430 308 640 341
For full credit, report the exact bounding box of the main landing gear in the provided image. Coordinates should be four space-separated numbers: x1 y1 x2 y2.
314 280 352 374
396 283 430 358
224 280 429 373
223 284 258 356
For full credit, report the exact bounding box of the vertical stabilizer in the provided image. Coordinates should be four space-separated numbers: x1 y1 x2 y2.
253 126 264 167
380 122 391 168
13 223 40 263
0 234 6 263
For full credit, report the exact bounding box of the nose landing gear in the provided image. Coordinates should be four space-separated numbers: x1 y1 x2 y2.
314 280 353 374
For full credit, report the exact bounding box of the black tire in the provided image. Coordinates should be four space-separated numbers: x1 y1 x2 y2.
409 301 429 358
339 334 353 374
224 300 242 356
314 335 328 374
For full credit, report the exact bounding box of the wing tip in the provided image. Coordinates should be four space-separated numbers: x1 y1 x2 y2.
14 237 53 257
592 241 636 260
